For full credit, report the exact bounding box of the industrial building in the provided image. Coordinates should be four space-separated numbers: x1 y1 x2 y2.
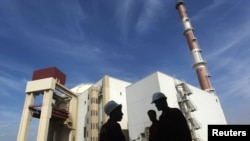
126 71 226 140
71 75 131 141
17 68 227 141
17 1 227 141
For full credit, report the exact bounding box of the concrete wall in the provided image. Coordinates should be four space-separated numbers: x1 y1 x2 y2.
188 85 227 140
126 72 165 140
108 76 131 129
126 71 227 141
71 84 92 141
71 76 131 141
71 72 227 141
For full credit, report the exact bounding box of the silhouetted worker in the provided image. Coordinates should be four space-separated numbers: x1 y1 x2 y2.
147 110 159 141
99 100 125 141
151 92 192 141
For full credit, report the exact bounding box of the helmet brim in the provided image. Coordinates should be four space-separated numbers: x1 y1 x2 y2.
151 97 166 104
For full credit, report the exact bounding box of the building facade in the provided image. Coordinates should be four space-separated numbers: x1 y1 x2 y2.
17 70 227 141
71 75 131 141
126 71 227 141
71 71 227 141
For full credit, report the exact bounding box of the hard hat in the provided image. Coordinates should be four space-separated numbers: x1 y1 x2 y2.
104 100 122 115
151 92 167 103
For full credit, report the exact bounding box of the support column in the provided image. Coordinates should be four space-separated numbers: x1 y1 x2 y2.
102 75 110 122
17 93 35 141
37 90 53 141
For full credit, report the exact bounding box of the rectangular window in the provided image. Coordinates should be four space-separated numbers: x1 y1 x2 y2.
84 127 86 137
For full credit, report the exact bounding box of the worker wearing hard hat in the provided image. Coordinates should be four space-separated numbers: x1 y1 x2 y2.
99 100 125 141
147 109 159 141
151 92 192 141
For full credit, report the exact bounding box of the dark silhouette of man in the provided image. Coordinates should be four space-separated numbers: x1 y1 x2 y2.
151 92 192 141
147 110 159 141
99 100 125 141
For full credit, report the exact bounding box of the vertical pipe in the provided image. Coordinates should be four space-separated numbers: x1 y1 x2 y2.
175 1 213 92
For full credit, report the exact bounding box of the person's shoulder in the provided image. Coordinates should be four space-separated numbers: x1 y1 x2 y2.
170 107 181 111
107 120 120 127
170 107 183 114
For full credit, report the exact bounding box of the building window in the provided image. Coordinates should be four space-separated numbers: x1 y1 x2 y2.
91 98 98 103
90 123 99 129
84 127 86 137
91 110 98 116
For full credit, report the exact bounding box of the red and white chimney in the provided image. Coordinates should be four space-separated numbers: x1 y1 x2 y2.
176 1 214 92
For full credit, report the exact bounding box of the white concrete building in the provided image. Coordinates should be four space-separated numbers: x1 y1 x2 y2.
126 71 227 141
17 69 227 141
71 75 131 141
71 71 227 141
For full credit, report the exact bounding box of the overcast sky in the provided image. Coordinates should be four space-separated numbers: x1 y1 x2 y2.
0 0 249 140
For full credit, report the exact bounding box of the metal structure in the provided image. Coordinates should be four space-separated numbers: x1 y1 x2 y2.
175 82 201 141
176 1 214 92
17 68 78 141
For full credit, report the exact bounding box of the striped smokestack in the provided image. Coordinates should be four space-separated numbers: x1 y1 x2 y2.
175 1 214 92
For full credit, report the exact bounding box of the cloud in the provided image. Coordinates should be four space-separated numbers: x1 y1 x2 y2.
0 76 25 95
0 67 27 98
191 1 224 21
212 57 250 97
113 0 133 40
0 118 20 140
207 21 250 60
189 1 250 100
135 0 165 34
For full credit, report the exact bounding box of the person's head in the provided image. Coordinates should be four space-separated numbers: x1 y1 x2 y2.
147 110 157 122
104 100 123 121
151 92 168 111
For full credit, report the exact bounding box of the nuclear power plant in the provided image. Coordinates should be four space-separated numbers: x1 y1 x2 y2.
17 1 227 141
